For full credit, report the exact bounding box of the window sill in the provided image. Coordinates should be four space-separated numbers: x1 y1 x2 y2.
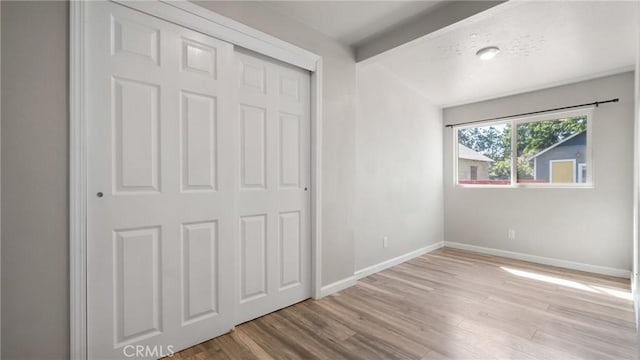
455 183 594 189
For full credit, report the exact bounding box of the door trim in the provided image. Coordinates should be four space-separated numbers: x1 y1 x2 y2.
70 1 86 359
69 1 323 358
114 0 319 71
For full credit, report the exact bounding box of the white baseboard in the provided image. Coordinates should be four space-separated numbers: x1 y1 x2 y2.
444 241 631 279
354 241 444 280
318 276 357 298
318 241 445 298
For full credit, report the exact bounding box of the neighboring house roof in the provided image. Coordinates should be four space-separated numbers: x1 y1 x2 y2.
458 144 494 162
526 130 586 161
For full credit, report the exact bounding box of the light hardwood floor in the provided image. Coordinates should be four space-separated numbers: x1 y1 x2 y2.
173 247 639 359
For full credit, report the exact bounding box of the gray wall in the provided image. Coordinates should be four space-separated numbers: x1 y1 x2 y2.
2 1 635 358
0 1 3 355
354 63 443 271
444 72 635 271
1 1 69 359
1 1 357 357
634 10 640 327
193 1 357 286
635 59 640 328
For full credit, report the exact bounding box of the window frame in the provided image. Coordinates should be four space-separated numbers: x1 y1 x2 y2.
453 107 594 189
578 163 587 183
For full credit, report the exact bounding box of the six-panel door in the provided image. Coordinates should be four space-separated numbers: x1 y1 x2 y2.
87 2 236 358
235 50 311 325
86 2 311 358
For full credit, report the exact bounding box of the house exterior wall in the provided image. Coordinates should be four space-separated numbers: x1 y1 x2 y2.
534 144 586 181
458 159 491 180
532 132 587 182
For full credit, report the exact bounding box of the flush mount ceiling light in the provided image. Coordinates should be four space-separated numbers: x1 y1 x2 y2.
476 46 500 60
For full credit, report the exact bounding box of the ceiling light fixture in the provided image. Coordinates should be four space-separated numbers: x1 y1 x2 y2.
476 46 500 60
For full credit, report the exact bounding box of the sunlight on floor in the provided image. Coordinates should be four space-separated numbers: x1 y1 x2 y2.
500 267 633 301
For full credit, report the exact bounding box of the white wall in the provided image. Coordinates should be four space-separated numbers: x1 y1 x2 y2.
189 2 359 286
354 63 443 270
444 72 635 273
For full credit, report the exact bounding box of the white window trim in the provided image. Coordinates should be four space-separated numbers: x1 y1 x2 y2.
70 1 324 359
578 163 587 183
549 159 577 183
453 107 594 189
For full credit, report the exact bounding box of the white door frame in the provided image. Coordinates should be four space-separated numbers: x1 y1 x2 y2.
69 1 323 358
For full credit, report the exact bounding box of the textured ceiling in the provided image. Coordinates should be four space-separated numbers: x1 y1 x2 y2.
371 1 639 106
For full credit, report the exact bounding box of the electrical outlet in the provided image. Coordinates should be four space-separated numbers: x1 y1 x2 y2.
383 236 389 248
508 229 516 240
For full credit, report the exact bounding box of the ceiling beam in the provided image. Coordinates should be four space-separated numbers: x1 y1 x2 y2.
355 1 506 62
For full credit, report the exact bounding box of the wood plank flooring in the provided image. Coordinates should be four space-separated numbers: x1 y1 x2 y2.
173 247 640 359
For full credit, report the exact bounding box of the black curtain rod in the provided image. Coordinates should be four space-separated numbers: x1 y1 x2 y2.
445 98 619 128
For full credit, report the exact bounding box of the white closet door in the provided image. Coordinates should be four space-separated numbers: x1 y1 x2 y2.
235 49 311 324
86 2 235 358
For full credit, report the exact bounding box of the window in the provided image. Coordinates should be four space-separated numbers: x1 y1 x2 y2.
456 122 511 186
578 163 587 183
455 109 592 187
